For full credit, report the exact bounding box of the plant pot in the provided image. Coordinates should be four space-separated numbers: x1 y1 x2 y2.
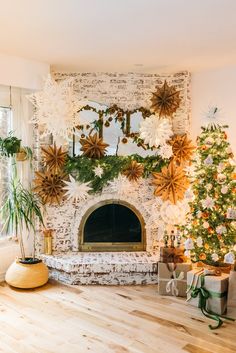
16 148 27 161
5 258 49 289
197 261 232 274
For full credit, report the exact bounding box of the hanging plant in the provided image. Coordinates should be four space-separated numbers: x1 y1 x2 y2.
0 132 21 157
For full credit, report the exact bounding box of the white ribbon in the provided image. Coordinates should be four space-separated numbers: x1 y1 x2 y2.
166 270 185 296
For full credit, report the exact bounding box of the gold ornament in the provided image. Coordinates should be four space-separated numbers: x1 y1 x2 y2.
152 160 189 204
199 253 207 261
150 80 181 117
123 160 144 182
170 134 195 164
80 133 109 159
41 143 67 172
34 171 67 205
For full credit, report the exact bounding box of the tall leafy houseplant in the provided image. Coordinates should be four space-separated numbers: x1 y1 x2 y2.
1 177 44 262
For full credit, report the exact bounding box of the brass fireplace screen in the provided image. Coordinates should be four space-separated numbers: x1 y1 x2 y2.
79 200 146 252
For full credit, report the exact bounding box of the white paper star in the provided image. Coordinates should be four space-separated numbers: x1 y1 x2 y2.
108 174 133 196
93 165 104 178
203 106 224 127
27 75 85 139
139 115 173 148
157 143 173 159
63 175 91 202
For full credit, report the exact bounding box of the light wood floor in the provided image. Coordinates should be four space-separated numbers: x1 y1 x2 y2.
0 281 235 353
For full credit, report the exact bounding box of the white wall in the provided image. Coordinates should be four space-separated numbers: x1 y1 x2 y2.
0 53 50 90
0 53 50 281
191 66 236 154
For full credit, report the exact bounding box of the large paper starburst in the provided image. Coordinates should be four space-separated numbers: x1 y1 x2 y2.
152 160 189 204
170 134 195 164
34 171 66 205
63 175 91 202
41 143 67 172
139 115 173 148
108 174 133 196
27 75 84 139
123 160 144 182
150 80 181 117
80 133 109 159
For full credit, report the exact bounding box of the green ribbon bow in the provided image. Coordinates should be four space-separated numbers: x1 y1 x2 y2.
191 275 235 330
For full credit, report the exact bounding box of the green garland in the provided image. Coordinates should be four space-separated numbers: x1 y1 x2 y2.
65 154 168 193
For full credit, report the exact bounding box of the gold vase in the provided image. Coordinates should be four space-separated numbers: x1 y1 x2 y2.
43 229 53 255
16 148 27 161
5 259 49 289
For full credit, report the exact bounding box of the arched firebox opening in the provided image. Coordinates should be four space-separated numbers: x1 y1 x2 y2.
79 200 146 252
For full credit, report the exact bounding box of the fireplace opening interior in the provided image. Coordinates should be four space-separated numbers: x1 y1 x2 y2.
80 202 145 251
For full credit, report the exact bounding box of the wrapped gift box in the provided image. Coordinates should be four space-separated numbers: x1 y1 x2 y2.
227 271 236 308
187 269 229 315
158 262 192 297
159 247 185 263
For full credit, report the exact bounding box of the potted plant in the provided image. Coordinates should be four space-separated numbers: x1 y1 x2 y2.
1 177 48 289
0 132 21 157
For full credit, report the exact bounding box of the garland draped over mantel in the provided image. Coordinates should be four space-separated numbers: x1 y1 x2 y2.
65 154 168 193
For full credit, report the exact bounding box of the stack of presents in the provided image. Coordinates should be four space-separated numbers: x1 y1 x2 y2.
158 232 236 329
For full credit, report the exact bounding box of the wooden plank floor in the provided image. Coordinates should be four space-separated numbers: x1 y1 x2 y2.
0 281 235 353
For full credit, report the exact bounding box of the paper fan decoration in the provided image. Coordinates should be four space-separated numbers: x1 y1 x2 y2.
160 200 189 225
108 174 133 196
80 133 109 159
170 134 195 164
123 160 144 182
27 75 85 139
139 116 173 148
41 143 67 172
152 160 189 204
34 171 67 205
150 80 181 117
157 143 173 159
63 175 91 202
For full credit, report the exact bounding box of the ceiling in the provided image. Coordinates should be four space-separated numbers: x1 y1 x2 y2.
0 0 236 72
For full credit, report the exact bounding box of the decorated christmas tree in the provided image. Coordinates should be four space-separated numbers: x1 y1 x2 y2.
183 114 236 264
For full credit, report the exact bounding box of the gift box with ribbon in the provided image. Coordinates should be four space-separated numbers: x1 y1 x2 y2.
158 262 192 297
186 269 234 329
187 269 229 315
159 247 185 263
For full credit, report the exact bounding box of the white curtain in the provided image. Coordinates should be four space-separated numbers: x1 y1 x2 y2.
0 85 34 254
0 85 34 186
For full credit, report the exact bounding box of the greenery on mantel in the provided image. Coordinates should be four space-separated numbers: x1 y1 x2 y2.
65 154 168 193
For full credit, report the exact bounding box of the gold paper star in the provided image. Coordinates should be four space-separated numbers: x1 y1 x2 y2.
150 80 181 117
170 134 195 164
41 143 67 172
34 171 67 205
152 160 189 204
123 160 144 182
80 133 109 159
